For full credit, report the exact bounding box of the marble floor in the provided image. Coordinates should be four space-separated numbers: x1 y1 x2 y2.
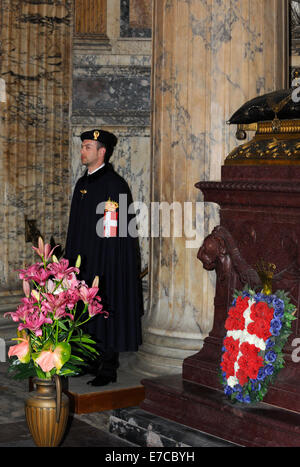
0 355 236 449
0 359 138 448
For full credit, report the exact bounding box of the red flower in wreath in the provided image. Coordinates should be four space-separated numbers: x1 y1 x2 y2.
247 320 272 341
247 301 274 341
221 337 240 378
225 296 249 331
223 336 240 357
236 368 248 386
221 351 235 378
250 301 274 322
238 342 264 380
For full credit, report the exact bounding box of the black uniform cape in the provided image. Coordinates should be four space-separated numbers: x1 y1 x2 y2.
65 163 143 352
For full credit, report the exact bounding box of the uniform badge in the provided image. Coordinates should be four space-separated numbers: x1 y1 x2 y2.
93 130 100 140
104 199 118 237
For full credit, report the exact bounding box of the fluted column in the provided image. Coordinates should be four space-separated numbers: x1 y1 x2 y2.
135 0 288 376
0 1 72 295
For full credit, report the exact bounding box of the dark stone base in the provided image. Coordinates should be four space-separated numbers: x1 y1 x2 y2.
0 417 136 448
109 407 236 447
140 375 300 447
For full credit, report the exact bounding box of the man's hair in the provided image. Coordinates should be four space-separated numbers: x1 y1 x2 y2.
96 140 114 163
96 141 106 151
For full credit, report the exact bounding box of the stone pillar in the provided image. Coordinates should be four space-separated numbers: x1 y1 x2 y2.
0 1 72 343
135 0 288 376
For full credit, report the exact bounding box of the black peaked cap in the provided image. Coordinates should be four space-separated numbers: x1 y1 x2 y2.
80 129 118 149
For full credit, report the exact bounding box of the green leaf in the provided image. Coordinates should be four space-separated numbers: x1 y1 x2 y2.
70 336 97 344
69 354 84 362
35 365 46 379
57 321 69 331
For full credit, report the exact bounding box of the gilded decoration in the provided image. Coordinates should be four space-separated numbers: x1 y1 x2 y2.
225 89 300 165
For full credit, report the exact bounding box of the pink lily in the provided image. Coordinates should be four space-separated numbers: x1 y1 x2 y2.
41 292 74 320
18 263 43 281
18 263 51 286
64 288 80 310
92 276 99 288
23 279 30 298
18 311 53 336
4 298 37 322
88 298 106 317
78 285 99 304
47 258 79 280
62 272 81 291
32 237 58 262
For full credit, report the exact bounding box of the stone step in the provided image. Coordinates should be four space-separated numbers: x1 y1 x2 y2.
0 293 23 305
109 407 237 448
0 295 23 346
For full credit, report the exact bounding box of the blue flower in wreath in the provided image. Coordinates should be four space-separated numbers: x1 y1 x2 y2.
257 367 266 381
273 308 284 319
265 295 274 305
254 293 264 302
236 393 244 402
224 385 233 396
243 395 251 404
250 380 261 391
270 318 282 336
272 297 284 311
265 350 277 364
266 338 275 349
233 384 242 393
264 364 274 377
242 291 250 298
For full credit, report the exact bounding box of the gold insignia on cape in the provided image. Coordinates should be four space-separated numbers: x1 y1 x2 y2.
80 189 87 198
105 198 118 212
93 130 100 140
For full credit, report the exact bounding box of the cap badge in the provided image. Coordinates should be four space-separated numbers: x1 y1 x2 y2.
93 130 100 140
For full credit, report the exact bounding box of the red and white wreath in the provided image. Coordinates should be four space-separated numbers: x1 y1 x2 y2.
220 289 296 404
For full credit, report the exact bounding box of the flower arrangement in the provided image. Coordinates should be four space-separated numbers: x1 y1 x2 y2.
220 287 296 404
5 237 107 380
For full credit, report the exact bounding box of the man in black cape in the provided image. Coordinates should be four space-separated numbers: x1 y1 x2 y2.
65 129 143 386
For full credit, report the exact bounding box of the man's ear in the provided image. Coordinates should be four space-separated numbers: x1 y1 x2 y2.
98 145 106 161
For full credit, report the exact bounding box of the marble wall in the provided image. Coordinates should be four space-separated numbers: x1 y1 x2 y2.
0 0 294 374
134 0 289 376
0 0 72 295
291 0 300 78
71 0 152 292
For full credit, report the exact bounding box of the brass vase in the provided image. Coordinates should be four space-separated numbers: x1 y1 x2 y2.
25 375 69 447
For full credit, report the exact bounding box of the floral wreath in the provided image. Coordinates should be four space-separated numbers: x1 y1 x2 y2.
220 287 296 404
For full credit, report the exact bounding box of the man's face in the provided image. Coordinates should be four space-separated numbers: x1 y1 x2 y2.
80 139 105 169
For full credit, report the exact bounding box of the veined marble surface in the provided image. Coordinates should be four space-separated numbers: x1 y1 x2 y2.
71 1 152 309
70 126 150 277
135 0 288 375
0 0 72 292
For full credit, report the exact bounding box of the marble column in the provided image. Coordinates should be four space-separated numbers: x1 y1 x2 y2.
0 1 72 341
135 0 288 376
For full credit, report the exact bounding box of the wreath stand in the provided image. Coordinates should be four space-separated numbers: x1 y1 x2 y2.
141 136 300 446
